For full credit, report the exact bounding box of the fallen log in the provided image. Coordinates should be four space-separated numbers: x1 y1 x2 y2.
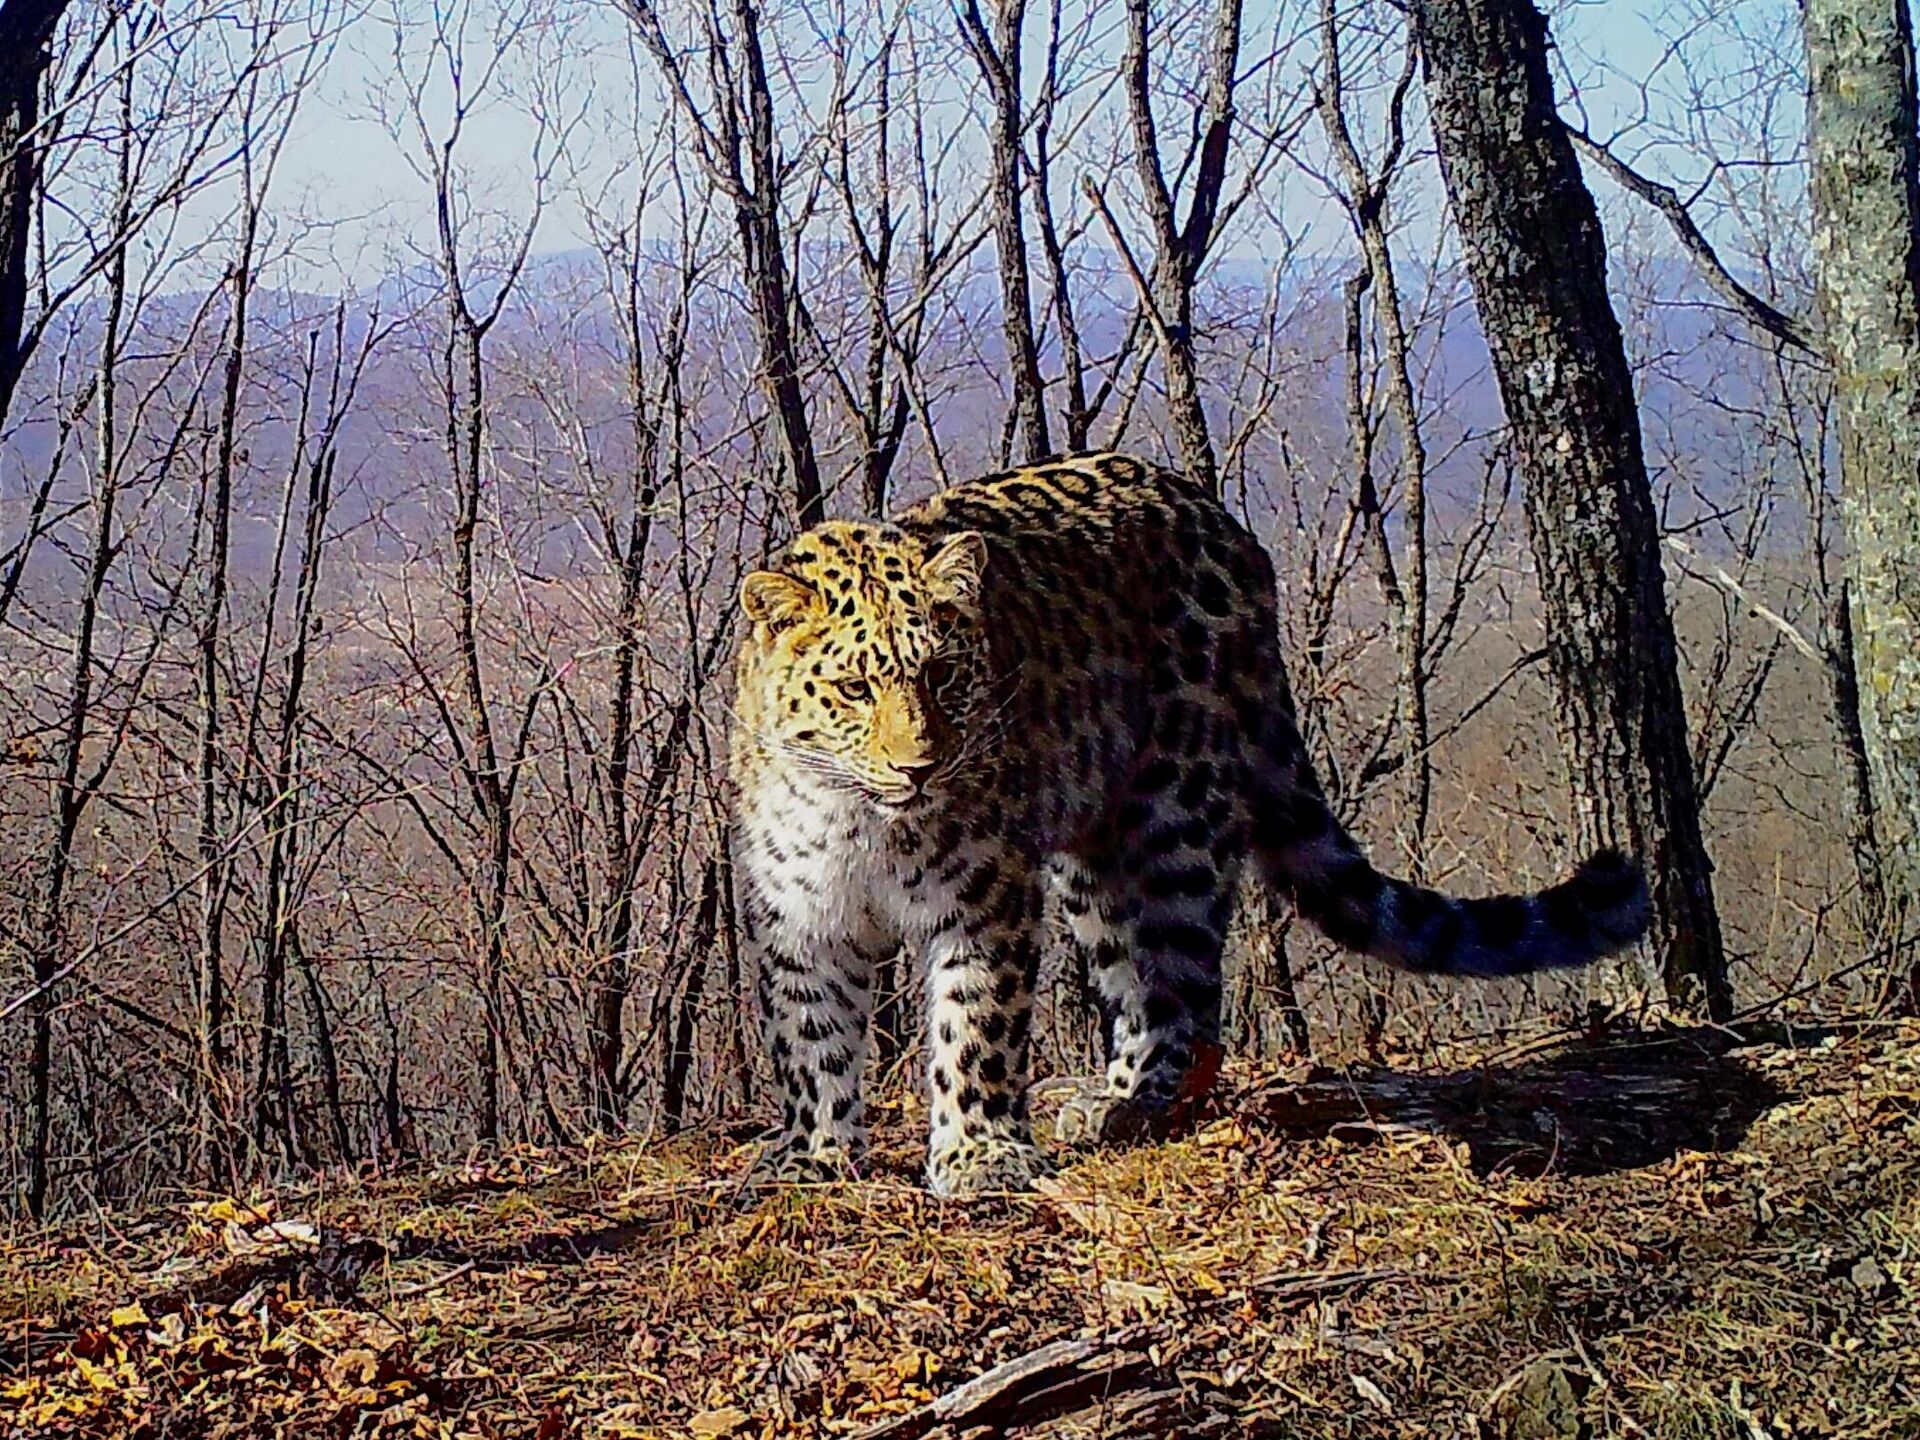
854 1268 1395 1439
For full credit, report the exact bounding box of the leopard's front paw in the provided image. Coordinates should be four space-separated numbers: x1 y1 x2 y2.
926 1133 1053 1198
750 1133 857 1190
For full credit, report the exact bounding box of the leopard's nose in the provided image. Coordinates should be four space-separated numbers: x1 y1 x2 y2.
897 760 939 791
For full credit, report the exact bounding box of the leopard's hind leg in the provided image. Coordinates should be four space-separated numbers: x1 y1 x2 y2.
1051 757 1240 1147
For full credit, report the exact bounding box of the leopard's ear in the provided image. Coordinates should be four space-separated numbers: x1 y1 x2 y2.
740 571 818 631
922 532 987 607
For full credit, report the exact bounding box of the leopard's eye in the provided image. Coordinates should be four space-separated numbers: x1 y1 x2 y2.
836 676 872 704
923 656 958 691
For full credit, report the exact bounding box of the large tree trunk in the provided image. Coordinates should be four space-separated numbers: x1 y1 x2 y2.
1804 0 1920 1009
0 0 69 431
1407 0 1730 1019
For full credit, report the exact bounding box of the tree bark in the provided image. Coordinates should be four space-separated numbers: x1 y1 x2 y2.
660 857 720 1132
443 311 513 1144
622 0 824 524
1822 581 1891 945
1108 0 1244 491
0 0 70 430
1804 0 1920 1008
960 0 1051 463
195 198 257 1188
1408 0 1730 1019
1030 5 1091 453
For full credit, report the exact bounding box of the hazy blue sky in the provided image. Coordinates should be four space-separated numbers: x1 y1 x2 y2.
182 0 1802 291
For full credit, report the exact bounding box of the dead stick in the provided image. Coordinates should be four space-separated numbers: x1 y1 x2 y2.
854 1268 1396 1439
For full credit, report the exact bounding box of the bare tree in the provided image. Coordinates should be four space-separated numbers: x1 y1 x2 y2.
2 0 352 1215
193 4 329 1183
20 55 219 1212
575 148 730 1130
247 306 382 1166
0 0 73 429
1082 0 1250 491
1314 8 1429 877
1310 6 1432 1053
1407 0 1730 1019
378 0 574 1142
1805 0 1920 1008
814 13 910 515
1027 0 1099 454
1561 0 1889 995
623 0 826 524
958 0 1050 463
809 8 982 513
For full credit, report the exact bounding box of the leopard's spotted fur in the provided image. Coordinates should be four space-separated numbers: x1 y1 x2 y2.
730 453 1649 1196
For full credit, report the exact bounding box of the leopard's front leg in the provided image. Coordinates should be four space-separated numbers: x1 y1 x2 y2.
743 885 889 1185
914 860 1051 1197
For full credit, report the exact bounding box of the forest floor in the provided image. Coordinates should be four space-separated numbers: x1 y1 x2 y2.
4 1017 1917 1440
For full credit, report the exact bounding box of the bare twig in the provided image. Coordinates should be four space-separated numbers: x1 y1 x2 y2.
1663 534 1821 663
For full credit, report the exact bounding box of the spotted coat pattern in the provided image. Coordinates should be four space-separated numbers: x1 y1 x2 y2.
730 454 1649 1197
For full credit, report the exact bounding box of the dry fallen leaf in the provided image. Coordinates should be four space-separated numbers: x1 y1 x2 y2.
325 1348 381 1391
687 1406 750 1438
888 1349 931 1382
1102 1277 1175 1319
1351 1373 1394 1415
1197 1117 1250 1148
201 1197 261 1224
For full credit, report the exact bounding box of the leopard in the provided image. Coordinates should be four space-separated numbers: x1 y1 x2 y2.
729 452 1650 1198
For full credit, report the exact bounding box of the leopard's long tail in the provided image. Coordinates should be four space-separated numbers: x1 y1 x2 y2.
1247 719 1650 978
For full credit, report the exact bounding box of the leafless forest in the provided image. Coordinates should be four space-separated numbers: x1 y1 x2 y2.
0 0 1907 1223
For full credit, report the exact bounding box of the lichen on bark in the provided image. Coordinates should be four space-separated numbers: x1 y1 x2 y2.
1806 0 1920 998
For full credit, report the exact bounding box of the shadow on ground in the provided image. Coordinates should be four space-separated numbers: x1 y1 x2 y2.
259 1024 1810 1303
1234 1022 1805 1178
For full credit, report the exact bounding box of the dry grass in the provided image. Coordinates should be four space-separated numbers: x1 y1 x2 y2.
5 1019 1916 1438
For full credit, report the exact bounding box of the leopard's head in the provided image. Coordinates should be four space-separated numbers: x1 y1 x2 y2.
736 523 990 805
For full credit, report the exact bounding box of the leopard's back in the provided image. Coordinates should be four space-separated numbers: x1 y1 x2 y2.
888 452 1284 846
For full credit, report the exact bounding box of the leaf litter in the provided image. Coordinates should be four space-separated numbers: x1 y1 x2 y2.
4 1019 1915 1438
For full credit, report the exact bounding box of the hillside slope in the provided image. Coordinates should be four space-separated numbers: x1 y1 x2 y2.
6 1021 1916 1439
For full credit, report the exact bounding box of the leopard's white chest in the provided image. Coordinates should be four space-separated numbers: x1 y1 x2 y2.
735 764 900 949
735 761 999 956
